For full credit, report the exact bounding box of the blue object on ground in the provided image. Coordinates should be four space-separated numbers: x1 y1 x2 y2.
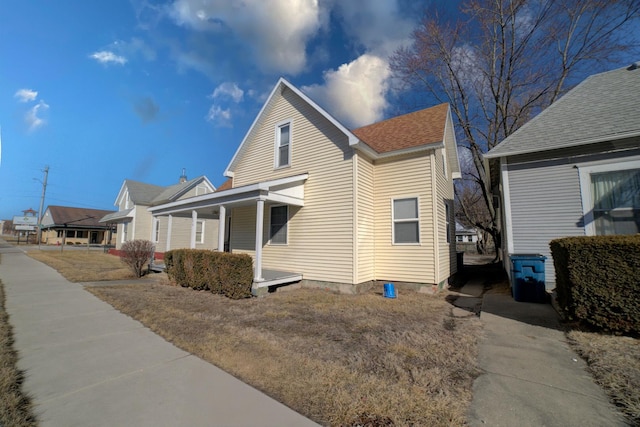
510 254 547 303
383 282 396 298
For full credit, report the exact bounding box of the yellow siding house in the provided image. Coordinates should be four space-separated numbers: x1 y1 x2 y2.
149 79 461 294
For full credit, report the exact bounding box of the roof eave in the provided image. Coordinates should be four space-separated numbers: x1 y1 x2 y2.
484 129 640 159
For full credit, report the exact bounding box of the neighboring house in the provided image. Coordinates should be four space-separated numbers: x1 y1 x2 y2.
40 206 117 245
100 174 218 255
456 222 479 243
484 63 640 289
148 78 461 294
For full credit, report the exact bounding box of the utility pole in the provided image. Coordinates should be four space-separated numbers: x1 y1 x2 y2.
37 165 49 246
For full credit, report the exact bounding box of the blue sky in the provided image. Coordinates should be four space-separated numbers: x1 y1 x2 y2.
0 0 451 220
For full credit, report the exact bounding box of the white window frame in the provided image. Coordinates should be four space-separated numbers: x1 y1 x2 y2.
391 197 421 245
577 157 640 236
445 201 451 243
268 205 288 245
153 218 160 243
442 147 448 179
274 119 292 169
195 184 208 196
195 220 205 244
121 222 128 243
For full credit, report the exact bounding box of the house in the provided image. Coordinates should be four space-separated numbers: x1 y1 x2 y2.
99 173 218 256
40 205 117 245
148 78 461 294
484 63 640 289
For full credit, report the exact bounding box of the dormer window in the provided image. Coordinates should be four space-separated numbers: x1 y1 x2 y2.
276 121 291 168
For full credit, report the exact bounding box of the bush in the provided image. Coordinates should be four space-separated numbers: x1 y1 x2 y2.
165 249 253 299
550 235 640 334
120 240 155 278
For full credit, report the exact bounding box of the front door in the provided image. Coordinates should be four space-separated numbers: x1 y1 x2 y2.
90 231 98 244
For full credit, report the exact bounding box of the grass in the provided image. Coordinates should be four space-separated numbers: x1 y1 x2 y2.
27 250 135 282
567 330 640 425
87 283 482 426
0 257 38 426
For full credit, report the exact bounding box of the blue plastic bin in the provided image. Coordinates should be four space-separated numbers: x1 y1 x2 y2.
383 283 397 298
509 254 547 303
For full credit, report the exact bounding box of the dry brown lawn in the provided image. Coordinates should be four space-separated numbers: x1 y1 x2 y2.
568 331 640 425
87 283 482 426
27 250 135 282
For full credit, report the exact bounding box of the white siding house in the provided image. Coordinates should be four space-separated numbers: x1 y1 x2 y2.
485 63 640 289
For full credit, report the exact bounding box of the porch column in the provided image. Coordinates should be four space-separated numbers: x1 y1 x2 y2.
217 205 226 252
254 199 265 282
190 210 197 249
166 214 172 252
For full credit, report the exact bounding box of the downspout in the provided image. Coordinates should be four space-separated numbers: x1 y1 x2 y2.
431 154 440 284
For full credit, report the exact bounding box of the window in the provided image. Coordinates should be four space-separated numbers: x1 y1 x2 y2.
442 147 448 178
276 122 291 168
122 222 128 242
269 205 288 244
445 202 451 243
579 160 640 236
195 220 205 244
154 218 160 242
393 198 420 244
591 168 640 235
456 235 464 243
66 230 76 238
196 184 208 196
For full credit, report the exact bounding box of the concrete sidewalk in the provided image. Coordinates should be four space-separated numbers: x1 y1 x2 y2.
0 249 318 426
456 280 627 426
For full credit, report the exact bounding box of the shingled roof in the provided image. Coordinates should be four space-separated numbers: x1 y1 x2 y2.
124 176 209 206
485 63 640 158
352 103 449 154
45 206 116 228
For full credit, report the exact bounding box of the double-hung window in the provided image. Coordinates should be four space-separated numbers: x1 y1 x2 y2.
269 205 288 244
153 218 160 242
276 121 291 168
579 159 640 235
195 220 205 244
393 198 420 244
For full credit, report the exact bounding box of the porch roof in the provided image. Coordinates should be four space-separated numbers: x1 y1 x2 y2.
148 173 309 216
99 208 134 223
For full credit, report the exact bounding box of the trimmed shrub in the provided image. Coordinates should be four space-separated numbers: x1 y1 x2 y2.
550 235 640 334
165 249 253 299
120 239 155 278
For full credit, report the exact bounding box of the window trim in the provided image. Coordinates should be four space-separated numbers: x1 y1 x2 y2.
195 220 205 244
577 157 640 236
274 119 292 169
391 197 421 245
153 218 160 243
121 222 128 243
445 201 451 244
268 204 289 245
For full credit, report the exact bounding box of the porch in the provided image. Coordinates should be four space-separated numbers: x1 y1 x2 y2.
257 269 303 288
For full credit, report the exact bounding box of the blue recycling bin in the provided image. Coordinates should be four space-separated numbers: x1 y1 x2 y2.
510 254 547 303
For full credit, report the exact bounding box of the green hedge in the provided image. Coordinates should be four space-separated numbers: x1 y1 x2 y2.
550 235 640 334
164 249 253 299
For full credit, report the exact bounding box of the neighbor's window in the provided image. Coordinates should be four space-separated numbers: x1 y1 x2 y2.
196 184 208 196
276 122 291 168
66 230 76 238
591 168 640 235
270 205 288 244
122 222 128 242
457 235 464 243
195 220 205 244
154 218 160 242
393 198 420 244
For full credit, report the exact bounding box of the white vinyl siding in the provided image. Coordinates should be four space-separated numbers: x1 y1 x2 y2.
355 154 375 283
392 198 420 244
154 216 219 252
231 87 354 283
374 154 435 284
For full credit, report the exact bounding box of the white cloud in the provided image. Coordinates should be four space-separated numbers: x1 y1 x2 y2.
206 104 232 126
303 54 391 128
25 100 49 132
90 50 127 65
211 82 243 103
14 89 38 103
169 0 322 74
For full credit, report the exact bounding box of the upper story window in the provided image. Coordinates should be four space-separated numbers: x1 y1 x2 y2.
276 121 291 168
392 197 420 244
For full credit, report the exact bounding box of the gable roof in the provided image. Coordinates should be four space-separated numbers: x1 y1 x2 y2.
485 63 640 159
44 206 116 228
118 176 215 206
224 78 455 176
216 178 233 192
352 103 449 153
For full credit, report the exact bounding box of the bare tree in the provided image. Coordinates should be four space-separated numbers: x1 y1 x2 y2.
391 0 640 257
